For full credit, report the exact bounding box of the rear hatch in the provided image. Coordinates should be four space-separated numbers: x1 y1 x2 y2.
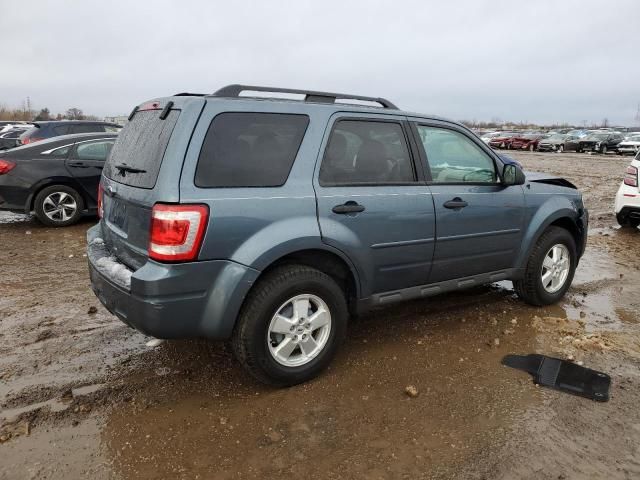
100 96 205 270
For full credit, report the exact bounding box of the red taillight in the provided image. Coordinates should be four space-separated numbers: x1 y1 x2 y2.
0 159 16 175
20 136 42 145
148 204 209 262
624 165 638 187
97 183 104 218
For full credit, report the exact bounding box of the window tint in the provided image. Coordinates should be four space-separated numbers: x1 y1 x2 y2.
195 112 309 188
72 124 102 134
319 120 415 186
76 140 114 161
53 125 71 135
417 126 496 183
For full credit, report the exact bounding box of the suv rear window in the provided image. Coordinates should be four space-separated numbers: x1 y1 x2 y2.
103 110 179 189
195 112 309 188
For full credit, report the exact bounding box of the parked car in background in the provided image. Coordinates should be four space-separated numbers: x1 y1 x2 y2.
614 151 640 227
538 134 568 152
87 85 587 386
617 134 640 155
488 132 518 149
0 133 117 226
0 127 29 150
578 132 624 154
18 121 121 146
507 133 546 151
0 122 31 134
479 131 502 144
562 134 585 152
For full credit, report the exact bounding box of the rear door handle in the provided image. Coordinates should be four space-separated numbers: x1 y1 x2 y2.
332 201 365 214
67 161 88 168
443 197 468 209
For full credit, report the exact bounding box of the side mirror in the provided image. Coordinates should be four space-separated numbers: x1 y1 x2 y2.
502 163 526 186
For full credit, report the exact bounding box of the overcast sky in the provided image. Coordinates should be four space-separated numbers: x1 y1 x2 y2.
2 0 640 125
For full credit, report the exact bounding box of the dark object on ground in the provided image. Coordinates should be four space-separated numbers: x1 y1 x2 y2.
502 354 610 402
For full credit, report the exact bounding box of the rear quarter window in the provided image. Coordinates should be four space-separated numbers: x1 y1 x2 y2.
195 112 309 188
103 109 180 189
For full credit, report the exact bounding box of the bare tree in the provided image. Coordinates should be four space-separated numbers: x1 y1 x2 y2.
65 108 85 120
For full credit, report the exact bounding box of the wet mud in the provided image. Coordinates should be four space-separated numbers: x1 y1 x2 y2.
1 151 639 479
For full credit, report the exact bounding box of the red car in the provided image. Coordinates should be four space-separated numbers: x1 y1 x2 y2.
508 134 546 151
488 133 518 149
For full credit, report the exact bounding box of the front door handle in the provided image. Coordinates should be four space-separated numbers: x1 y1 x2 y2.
443 197 468 210
332 201 365 214
67 161 88 168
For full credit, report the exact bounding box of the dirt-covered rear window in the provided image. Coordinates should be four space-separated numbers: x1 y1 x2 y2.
103 109 179 189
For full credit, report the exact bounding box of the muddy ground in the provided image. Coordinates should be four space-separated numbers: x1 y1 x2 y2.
1 151 640 479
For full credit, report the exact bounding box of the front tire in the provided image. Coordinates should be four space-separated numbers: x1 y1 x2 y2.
558 144 564 153
514 226 577 306
601 145 608 155
34 185 84 227
232 265 348 387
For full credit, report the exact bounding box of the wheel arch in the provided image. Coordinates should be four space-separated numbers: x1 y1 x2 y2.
26 177 88 214
246 247 361 316
516 199 584 271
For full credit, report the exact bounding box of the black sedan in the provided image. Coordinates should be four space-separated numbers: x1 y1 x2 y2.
0 133 116 226
578 132 624 154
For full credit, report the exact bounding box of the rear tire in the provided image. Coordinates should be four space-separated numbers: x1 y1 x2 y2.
601 145 608 155
558 144 564 153
231 265 348 387
529 143 535 152
616 212 640 228
514 226 577 306
34 185 84 227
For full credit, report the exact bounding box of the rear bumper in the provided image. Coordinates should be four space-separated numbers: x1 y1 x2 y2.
87 224 260 340
615 182 640 214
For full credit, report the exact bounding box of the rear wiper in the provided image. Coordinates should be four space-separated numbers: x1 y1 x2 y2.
114 164 146 174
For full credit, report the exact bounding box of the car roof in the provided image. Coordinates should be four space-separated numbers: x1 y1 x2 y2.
2 132 117 154
170 85 466 130
32 120 122 127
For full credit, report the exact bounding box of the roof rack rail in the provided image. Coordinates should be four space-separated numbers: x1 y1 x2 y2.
212 84 398 109
173 92 206 96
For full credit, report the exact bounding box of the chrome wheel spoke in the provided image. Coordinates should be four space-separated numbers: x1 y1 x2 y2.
293 298 310 321
271 314 295 334
299 335 318 357
273 337 297 361
308 308 329 331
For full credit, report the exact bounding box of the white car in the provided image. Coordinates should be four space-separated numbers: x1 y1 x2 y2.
480 131 502 144
615 151 640 227
617 134 640 156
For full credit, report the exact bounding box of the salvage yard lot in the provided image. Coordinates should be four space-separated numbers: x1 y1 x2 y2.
1 151 640 479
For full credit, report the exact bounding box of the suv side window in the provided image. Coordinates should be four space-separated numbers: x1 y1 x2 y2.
416 125 497 183
54 125 71 135
72 124 102 134
76 140 115 161
319 120 415 186
195 112 309 188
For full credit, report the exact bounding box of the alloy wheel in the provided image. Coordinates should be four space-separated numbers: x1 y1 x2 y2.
42 192 77 222
541 244 570 293
267 294 332 367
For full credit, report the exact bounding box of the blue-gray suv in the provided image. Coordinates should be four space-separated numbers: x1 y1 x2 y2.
87 85 588 386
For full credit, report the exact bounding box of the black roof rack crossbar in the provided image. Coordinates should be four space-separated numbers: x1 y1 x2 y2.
212 84 398 109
